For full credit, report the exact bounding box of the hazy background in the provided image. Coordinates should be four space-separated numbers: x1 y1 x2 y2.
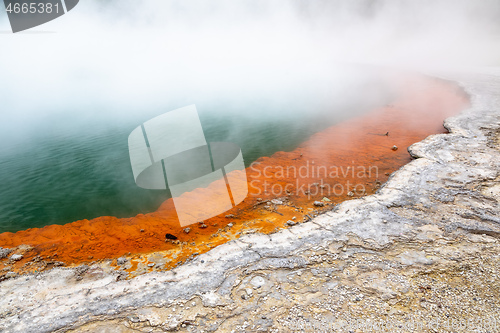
1 0 500 140
0 0 499 232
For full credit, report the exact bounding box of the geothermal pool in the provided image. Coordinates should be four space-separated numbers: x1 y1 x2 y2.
0 66 387 234
0 71 469 277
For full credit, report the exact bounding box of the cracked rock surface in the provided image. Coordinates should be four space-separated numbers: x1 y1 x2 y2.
1 70 500 332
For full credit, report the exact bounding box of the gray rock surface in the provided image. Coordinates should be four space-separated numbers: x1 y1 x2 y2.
0 247 12 259
0 71 500 332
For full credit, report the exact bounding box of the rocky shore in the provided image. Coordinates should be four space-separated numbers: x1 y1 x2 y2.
1 70 499 332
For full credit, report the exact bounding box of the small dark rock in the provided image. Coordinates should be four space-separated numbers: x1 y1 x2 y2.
165 233 178 240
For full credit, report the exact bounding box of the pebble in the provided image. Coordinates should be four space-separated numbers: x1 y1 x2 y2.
9 254 23 261
313 201 325 207
250 276 266 288
116 257 127 265
392 145 398 151
183 228 191 234
286 220 298 226
225 214 235 218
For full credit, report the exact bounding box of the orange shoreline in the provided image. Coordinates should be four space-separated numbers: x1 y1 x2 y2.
0 73 469 277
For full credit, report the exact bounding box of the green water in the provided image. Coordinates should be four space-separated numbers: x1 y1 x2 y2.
0 75 389 233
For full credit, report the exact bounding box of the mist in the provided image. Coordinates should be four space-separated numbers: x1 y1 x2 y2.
1 0 499 145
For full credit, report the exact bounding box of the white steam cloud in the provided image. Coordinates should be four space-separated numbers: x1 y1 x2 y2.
0 0 499 144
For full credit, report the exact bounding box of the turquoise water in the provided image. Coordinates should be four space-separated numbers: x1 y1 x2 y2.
0 75 389 233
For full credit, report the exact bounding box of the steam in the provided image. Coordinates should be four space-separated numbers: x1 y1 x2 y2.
0 0 499 144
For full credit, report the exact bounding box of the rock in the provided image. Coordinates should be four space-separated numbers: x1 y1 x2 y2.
313 201 325 207
199 224 208 229
75 265 90 276
391 145 398 151
183 228 191 234
250 276 266 288
225 214 235 218
116 257 127 265
165 233 178 240
0 247 12 259
321 197 331 202
147 263 155 267
227 223 234 227
271 199 283 205
9 254 23 261
17 244 34 253
286 220 298 226
116 271 127 281
0 271 17 281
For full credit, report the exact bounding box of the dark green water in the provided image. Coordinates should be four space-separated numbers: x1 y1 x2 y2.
0 74 390 233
